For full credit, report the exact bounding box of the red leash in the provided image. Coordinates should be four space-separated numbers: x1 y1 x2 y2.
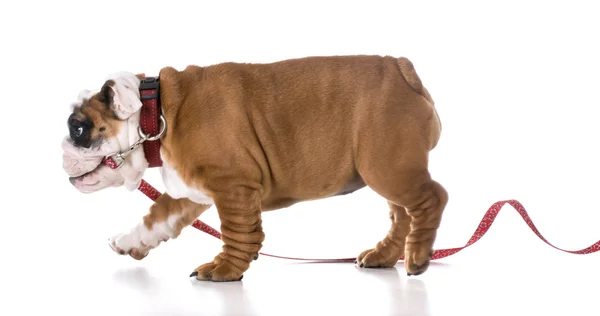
107 157 600 262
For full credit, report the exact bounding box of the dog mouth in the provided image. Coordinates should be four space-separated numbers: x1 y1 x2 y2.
62 136 111 185
68 160 103 185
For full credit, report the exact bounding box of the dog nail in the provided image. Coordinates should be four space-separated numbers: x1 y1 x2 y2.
239 275 244 281
253 254 259 260
189 271 198 278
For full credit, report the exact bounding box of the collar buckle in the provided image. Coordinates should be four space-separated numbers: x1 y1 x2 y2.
140 77 160 100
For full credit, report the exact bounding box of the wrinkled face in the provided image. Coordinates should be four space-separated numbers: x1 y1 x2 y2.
67 91 121 149
62 72 149 193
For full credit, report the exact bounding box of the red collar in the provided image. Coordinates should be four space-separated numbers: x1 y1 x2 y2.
138 76 163 168
103 77 164 170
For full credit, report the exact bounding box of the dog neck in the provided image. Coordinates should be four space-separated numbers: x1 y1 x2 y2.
104 75 165 171
138 76 163 168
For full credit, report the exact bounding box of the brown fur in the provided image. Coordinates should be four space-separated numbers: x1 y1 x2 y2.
71 96 122 142
104 55 448 281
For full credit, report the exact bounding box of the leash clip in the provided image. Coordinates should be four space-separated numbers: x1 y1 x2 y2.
105 135 147 169
104 115 166 169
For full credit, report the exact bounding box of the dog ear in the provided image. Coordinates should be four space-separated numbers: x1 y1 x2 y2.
100 72 143 119
98 81 115 105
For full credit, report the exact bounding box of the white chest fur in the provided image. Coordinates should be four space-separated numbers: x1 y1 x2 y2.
160 157 215 205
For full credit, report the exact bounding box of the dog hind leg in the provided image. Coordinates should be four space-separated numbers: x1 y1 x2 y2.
358 165 448 276
400 177 448 276
356 201 411 268
355 105 448 275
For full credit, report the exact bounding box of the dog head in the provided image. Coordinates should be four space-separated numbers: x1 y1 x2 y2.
62 72 149 193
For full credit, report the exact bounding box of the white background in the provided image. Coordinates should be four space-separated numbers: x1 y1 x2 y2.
1 1 599 315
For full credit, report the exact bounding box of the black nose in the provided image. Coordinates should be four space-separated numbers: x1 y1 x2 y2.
69 119 84 137
68 116 92 148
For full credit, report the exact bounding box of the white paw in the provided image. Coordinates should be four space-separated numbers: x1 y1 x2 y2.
108 234 130 255
108 234 150 260
107 229 168 260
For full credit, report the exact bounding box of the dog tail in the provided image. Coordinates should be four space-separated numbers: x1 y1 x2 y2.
397 57 441 150
396 57 434 105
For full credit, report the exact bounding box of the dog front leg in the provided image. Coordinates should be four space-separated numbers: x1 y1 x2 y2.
109 193 211 260
191 185 264 282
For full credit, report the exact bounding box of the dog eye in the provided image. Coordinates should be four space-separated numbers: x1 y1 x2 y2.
75 126 83 138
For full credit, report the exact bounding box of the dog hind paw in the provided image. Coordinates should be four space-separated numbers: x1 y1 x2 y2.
355 248 399 268
404 247 433 276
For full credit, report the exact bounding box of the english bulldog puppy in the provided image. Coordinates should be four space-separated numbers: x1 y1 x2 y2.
61 55 448 281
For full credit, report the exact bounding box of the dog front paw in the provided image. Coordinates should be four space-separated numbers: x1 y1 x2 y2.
190 257 244 282
108 234 152 260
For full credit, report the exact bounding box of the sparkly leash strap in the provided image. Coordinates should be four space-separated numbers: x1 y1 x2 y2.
105 158 600 262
